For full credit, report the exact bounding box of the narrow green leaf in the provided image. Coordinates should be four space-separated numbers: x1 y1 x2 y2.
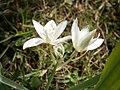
18 70 47 78
0 45 10 59
0 74 28 90
67 75 100 90
0 63 3 75
45 62 58 90
0 35 15 44
0 83 10 90
95 40 120 90
3 15 18 33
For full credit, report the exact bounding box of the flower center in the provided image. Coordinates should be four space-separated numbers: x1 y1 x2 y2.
44 26 56 43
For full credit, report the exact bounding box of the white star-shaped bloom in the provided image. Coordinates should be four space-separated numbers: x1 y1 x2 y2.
71 18 104 52
23 20 71 49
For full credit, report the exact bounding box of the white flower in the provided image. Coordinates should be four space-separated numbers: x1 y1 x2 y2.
71 18 104 52
53 44 65 58
23 20 71 49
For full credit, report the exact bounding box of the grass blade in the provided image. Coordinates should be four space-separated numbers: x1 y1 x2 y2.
45 62 58 90
94 40 120 90
0 74 28 90
67 75 100 90
0 45 10 59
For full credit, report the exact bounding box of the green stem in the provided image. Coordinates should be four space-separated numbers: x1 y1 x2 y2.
45 62 58 90
56 50 77 71
56 51 88 71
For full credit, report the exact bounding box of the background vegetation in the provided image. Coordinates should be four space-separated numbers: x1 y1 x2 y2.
0 0 120 90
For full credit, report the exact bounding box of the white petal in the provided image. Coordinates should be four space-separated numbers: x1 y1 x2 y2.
86 39 104 50
89 33 100 45
51 36 71 45
23 38 44 49
77 29 96 51
79 25 89 39
32 20 46 40
54 20 67 39
81 25 89 32
44 20 56 32
90 29 96 34
71 18 80 47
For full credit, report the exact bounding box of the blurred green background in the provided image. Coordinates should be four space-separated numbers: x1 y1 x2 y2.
0 0 120 90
